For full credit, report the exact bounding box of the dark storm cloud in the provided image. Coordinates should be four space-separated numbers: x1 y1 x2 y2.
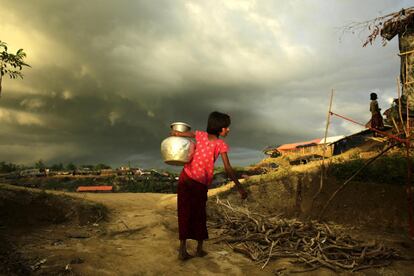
0 0 412 167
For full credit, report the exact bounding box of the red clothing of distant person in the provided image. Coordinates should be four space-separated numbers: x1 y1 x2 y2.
370 99 384 130
184 130 229 185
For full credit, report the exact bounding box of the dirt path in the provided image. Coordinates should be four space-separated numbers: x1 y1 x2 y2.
6 183 414 275
16 190 271 275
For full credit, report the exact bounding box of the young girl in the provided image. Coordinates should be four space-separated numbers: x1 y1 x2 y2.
370 92 384 134
170 111 247 261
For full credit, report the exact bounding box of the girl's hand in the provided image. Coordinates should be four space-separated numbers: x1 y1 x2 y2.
169 130 195 138
238 187 248 199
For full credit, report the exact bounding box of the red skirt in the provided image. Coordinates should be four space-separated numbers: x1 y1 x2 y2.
371 113 384 129
177 170 208 240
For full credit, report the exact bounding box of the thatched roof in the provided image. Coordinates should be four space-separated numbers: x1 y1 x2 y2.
343 7 414 46
381 8 414 40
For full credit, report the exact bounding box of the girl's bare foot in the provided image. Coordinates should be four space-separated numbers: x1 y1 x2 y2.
195 249 208 257
196 240 207 257
178 250 193 261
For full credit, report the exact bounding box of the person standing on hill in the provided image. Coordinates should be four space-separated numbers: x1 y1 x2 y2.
370 92 384 134
170 111 248 261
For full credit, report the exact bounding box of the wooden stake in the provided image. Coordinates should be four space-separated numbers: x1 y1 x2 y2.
312 89 334 205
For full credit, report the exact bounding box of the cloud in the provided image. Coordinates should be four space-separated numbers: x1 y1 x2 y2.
0 0 411 167
0 108 45 126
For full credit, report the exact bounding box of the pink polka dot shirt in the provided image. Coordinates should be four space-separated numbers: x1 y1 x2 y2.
184 131 229 186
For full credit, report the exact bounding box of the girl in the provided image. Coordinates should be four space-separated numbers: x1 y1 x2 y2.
170 111 247 261
370 92 384 134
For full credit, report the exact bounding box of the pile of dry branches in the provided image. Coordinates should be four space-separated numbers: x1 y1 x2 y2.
208 198 400 273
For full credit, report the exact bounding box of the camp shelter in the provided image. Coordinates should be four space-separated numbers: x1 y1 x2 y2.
380 8 414 112
330 129 373 155
264 131 372 160
275 136 342 160
318 135 346 145
277 138 322 157
262 144 281 156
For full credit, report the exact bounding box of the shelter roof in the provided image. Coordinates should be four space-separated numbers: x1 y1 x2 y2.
277 138 321 151
381 8 414 40
318 135 346 145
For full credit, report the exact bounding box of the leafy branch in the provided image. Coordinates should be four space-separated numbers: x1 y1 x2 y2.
0 40 31 97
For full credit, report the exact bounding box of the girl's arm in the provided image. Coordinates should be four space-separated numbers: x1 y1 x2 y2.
220 152 248 199
170 130 195 138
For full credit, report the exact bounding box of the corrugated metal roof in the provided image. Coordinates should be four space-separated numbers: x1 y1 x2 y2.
76 186 113 192
318 135 346 144
277 138 322 151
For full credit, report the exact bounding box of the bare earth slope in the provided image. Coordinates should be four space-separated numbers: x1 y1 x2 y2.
2 184 268 276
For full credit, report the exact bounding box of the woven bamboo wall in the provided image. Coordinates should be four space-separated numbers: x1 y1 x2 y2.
399 27 414 110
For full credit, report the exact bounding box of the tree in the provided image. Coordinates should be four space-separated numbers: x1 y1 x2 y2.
34 159 46 170
50 163 64 171
95 163 111 170
0 40 30 97
0 161 18 173
66 162 77 171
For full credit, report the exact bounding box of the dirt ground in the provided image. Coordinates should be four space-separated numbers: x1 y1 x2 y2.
1 183 414 276
0 184 272 275
1 155 414 276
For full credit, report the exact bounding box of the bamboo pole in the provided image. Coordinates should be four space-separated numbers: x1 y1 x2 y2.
312 90 334 205
399 49 414 56
391 117 400 134
406 140 414 238
397 76 407 136
405 53 409 92
406 94 414 238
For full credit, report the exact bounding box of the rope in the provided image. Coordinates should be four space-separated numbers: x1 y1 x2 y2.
329 111 408 144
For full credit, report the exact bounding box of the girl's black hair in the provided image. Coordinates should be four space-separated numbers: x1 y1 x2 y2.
206 111 231 137
370 92 378 100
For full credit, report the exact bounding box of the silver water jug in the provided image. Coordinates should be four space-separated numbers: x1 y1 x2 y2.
161 122 196 166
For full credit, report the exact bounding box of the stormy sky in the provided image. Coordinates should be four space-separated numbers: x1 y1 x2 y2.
0 0 411 169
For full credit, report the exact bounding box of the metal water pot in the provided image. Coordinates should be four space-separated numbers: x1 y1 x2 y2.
161 122 196 166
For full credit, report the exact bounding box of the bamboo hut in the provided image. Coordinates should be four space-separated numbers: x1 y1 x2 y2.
380 8 414 115
349 7 414 130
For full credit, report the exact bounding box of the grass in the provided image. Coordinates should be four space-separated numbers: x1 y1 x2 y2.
328 153 412 185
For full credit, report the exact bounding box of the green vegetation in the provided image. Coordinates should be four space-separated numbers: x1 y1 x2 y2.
328 154 411 185
5 174 180 194
0 161 22 173
34 160 46 170
115 177 177 193
50 163 64 171
0 40 30 97
66 162 77 171
0 160 112 173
